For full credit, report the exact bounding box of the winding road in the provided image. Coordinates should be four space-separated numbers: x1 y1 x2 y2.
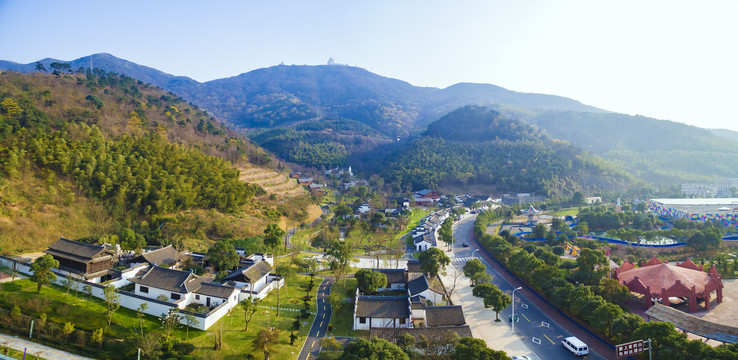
297 277 333 360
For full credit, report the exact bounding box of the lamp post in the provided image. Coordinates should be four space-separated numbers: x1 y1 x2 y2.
471 248 479 258
511 286 522 335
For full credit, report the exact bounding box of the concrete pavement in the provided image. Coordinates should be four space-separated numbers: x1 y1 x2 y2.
0 332 93 360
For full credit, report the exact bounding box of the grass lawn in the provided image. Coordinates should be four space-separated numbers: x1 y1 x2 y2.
0 278 179 341
185 274 321 360
1 347 49 360
327 278 358 337
553 208 579 217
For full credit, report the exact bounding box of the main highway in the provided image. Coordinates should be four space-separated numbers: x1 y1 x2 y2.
452 215 614 360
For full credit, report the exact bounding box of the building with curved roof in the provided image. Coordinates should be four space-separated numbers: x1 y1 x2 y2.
616 257 723 312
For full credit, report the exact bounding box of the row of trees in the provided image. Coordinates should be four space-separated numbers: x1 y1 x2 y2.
473 211 738 359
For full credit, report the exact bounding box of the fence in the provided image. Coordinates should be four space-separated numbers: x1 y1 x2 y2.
0 255 244 330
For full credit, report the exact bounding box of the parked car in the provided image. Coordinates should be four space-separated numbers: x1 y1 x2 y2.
462 242 469 247
511 356 532 360
562 336 589 356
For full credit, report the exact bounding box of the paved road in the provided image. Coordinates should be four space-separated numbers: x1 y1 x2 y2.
453 216 612 360
297 278 333 360
0 332 93 360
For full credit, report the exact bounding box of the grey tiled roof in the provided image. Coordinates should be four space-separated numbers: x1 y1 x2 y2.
425 306 466 327
135 245 180 266
223 261 272 283
373 269 406 284
355 296 410 318
408 275 429 296
195 283 238 299
131 266 206 294
406 259 422 273
45 237 113 263
370 326 472 343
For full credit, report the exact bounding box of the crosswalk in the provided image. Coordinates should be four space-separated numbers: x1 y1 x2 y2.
450 256 478 263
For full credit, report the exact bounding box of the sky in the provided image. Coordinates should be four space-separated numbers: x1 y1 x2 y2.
1 0 737 131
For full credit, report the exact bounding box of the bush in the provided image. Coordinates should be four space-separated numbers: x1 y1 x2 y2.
552 246 564 255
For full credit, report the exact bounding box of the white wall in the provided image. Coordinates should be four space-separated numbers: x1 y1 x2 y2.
353 316 410 330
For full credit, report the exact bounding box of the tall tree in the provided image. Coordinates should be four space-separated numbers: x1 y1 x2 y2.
275 263 296 316
418 247 450 278
207 240 239 271
103 284 121 325
355 269 387 294
34 62 47 73
264 223 286 251
30 254 59 293
325 240 352 286
242 296 261 332
463 258 487 285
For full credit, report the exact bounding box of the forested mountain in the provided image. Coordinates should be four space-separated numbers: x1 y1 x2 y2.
0 71 316 254
5 54 737 184
530 112 738 183
382 106 634 195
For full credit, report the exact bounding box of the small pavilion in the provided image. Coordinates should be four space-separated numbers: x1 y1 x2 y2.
615 257 724 312
521 205 540 226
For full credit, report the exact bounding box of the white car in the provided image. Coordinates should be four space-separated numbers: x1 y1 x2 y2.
511 356 532 360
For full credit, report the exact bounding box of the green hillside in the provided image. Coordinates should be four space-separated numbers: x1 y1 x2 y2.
383 106 634 195
0 71 317 253
531 111 738 183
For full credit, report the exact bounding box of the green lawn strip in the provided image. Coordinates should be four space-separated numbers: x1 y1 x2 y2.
186 274 321 359
327 278 358 337
0 279 186 340
2 347 49 360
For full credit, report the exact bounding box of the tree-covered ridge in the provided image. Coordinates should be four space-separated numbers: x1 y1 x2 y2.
250 118 393 167
0 98 257 218
531 111 738 183
383 107 633 195
0 70 271 166
423 106 541 143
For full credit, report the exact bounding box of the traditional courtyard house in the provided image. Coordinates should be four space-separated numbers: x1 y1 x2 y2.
409 275 446 305
307 184 325 195
353 293 412 330
130 265 238 309
374 269 407 290
44 237 116 283
222 259 277 299
297 177 313 186
130 245 182 269
414 233 436 252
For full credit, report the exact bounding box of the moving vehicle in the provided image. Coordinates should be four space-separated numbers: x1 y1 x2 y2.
462 242 469 247
562 336 588 356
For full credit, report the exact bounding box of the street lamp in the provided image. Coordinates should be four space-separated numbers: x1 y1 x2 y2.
511 286 522 335
471 248 479 258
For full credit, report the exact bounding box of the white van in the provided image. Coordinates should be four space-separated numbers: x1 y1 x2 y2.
562 336 589 356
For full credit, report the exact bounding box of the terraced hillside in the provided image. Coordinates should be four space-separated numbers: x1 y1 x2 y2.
238 166 307 198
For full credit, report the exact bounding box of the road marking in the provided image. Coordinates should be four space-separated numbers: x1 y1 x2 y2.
521 313 530 322
532 337 541 345
521 304 528 309
543 334 555 344
311 340 316 347
319 321 323 327
541 321 549 328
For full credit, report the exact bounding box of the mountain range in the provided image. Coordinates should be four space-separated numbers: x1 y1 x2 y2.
4 53 738 186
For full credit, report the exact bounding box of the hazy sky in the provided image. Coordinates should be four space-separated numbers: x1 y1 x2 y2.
1 1 737 131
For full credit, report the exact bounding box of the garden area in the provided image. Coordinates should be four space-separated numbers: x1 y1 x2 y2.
0 270 322 359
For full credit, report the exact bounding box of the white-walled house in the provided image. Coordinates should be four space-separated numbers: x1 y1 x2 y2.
130 266 238 310
414 233 436 251
222 260 274 298
353 294 412 330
